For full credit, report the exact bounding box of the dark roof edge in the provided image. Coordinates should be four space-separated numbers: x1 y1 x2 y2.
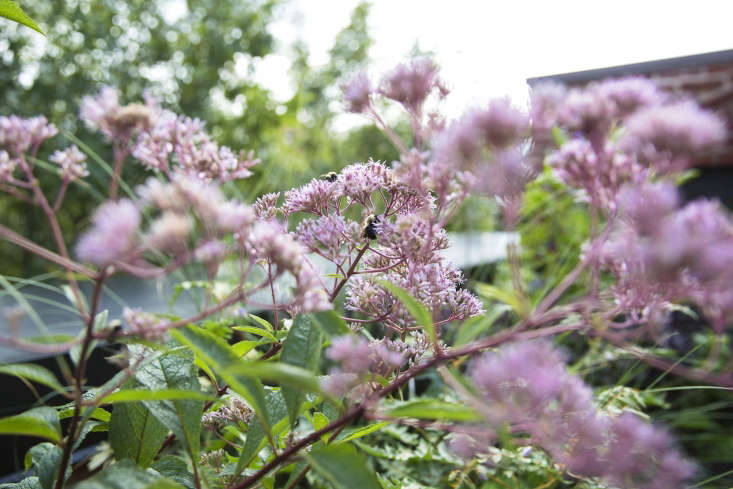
527 49 733 86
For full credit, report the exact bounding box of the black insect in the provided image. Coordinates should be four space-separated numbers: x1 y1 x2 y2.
320 171 338 182
362 214 381 240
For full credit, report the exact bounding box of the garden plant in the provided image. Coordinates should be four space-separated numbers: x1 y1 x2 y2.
0 14 732 487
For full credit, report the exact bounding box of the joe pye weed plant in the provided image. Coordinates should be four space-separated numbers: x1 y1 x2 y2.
0 56 731 489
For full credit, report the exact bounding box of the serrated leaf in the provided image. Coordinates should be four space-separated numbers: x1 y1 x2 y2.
384 399 482 422
235 390 288 474
305 443 380 489
151 456 194 489
0 363 65 394
74 460 184 489
171 326 270 435
134 348 203 458
280 314 323 425
109 381 169 468
0 407 60 442
26 442 66 489
310 310 350 337
378 281 436 343
0 476 42 489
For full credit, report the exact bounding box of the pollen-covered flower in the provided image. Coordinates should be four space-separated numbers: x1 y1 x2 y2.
49 145 89 181
76 199 141 265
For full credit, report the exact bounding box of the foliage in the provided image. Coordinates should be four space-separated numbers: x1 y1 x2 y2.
1 9 733 489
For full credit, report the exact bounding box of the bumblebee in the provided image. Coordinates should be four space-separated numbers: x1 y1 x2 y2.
320 171 338 182
362 214 380 240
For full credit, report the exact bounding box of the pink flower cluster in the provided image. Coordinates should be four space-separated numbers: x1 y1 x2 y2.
281 160 482 332
76 199 141 265
49 145 89 182
468 341 694 489
603 182 733 330
322 334 417 397
533 77 726 209
77 172 330 313
80 87 260 182
0 115 58 155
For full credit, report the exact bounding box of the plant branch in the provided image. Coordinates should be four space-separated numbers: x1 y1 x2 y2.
54 273 106 489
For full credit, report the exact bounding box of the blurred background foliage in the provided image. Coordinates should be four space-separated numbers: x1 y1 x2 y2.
0 0 415 276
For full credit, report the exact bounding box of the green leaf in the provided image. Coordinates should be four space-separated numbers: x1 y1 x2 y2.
58 406 110 423
74 460 184 489
454 304 511 346
109 380 169 468
231 326 278 343
235 390 287 474
171 326 271 434
103 389 213 404
384 399 482 422
474 282 522 313
133 347 203 458
283 462 308 489
310 310 350 337
332 422 388 444
0 476 42 489
151 456 195 489
246 314 274 332
280 314 323 425
26 442 67 489
232 340 262 356
378 281 436 343
169 281 210 308
0 364 65 394
305 443 380 489
551 126 568 147
0 407 60 442
223 362 321 392
0 1 43 35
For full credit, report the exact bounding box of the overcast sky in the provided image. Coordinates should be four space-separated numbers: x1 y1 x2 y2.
262 0 733 117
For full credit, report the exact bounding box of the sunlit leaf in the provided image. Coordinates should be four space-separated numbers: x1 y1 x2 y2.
281 314 323 425
0 0 44 35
